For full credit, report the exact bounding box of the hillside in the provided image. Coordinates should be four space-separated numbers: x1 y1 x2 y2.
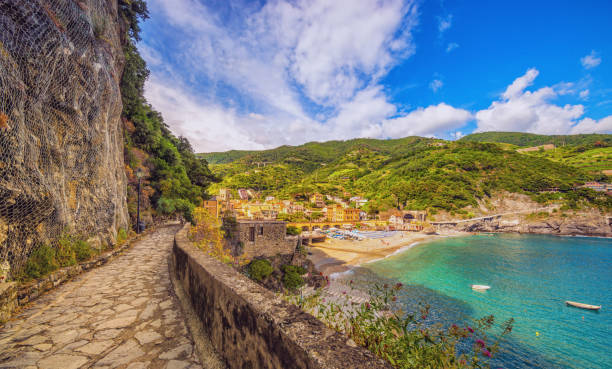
203 137 611 214
461 132 612 175
199 136 440 167
460 132 612 147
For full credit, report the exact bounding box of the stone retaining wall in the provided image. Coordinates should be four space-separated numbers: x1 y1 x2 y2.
172 224 392 369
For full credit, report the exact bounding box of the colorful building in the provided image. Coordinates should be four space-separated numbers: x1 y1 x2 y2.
202 198 219 218
218 188 232 201
310 193 325 207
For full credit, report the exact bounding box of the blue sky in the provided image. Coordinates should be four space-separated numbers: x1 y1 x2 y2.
139 0 612 152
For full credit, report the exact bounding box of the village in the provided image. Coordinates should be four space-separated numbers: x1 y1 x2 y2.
202 188 427 232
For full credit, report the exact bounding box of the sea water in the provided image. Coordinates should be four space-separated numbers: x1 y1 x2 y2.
352 234 612 369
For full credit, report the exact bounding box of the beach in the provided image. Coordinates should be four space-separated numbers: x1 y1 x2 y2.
308 230 468 275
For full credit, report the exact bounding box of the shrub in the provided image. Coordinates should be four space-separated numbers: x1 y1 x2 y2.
117 227 128 245
248 259 274 282
73 239 94 262
287 283 514 369
23 244 59 280
281 264 307 275
282 271 304 290
56 236 77 267
286 225 301 236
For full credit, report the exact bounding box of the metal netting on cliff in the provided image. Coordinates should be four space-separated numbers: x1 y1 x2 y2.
0 0 128 277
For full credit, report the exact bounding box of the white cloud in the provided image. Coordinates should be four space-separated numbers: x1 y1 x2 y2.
429 79 443 92
502 68 539 99
581 50 601 69
475 69 612 135
438 14 452 34
142 0 428 151
446 42 459 52
570 116 612 134
382 103 473 138
451 131 464 140
579 89 590 100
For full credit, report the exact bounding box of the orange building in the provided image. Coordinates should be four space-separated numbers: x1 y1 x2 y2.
343 208 360 222
202 199 219 218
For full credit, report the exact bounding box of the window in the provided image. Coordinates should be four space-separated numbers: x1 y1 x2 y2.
249 227 255 242
259 226 264 236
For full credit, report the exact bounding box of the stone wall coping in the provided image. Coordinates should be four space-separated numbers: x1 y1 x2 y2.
173 224 392 369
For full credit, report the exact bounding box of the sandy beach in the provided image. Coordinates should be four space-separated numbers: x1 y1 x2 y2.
309 230 468 275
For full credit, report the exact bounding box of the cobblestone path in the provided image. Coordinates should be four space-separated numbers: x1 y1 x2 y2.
0 226 209 369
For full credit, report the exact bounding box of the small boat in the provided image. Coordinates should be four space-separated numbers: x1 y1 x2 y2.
471 284 491 291
565 301 601 311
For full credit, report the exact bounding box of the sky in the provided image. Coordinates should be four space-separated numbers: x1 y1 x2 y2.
138 0 612 152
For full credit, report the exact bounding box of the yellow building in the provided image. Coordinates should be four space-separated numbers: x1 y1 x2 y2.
325 205 360 222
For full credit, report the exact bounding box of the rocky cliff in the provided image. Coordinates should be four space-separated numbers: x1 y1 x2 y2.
445 211 611 237
0 0 128 276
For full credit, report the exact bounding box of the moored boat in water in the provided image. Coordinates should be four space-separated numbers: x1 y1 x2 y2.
565 301 601 310
471 284 491 290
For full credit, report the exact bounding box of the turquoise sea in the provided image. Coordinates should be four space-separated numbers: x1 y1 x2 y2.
350 234 612 369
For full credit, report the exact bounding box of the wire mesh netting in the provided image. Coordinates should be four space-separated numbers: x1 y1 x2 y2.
0 0 128 277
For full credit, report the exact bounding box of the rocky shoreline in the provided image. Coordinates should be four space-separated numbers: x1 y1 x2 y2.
443 213 611 238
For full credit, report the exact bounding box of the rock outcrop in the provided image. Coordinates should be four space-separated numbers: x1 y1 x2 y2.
0 0 128 275
453 212 611 237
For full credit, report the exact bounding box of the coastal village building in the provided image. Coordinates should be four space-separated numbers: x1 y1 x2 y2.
350 196 368 208
343 208 360 222
310 193 325 208
265 196 275 202
402 210 427 223
325 204 360 222
218 188 232 201
238 188 249 200
225 219 295 258
202 198 219 218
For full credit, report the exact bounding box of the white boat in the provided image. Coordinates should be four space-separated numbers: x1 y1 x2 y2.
565 301 601 311
471 284 491 291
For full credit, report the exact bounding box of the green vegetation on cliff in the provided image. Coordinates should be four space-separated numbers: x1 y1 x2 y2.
205 137 611 213
460 131 612 147
119 2 217 223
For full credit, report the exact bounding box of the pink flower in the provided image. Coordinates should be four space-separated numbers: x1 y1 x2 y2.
342 291 346 295
482 349 491 357
395 282 403 289
365 302 371 309
476 339 486 347
467 326 474 333
322 298 326 303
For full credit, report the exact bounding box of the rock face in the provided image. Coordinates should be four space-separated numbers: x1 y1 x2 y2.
0 0 128 275
451 212 611 237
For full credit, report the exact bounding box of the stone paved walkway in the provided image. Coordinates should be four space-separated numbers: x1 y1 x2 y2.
0 226 207 369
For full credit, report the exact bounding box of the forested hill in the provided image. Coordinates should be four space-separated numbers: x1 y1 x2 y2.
460 132 612 147
200 136 440 165
202 136 611 214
